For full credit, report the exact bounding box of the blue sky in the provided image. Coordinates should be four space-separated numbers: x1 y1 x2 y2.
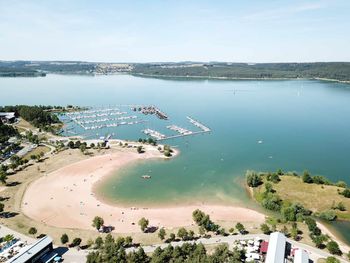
0 0 349 62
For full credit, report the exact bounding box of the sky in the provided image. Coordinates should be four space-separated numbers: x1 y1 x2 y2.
0 0 349 62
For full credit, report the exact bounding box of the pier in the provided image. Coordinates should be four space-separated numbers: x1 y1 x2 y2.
143 129 166 140
166 125 193 135
187 116 211 132
145 116 211 141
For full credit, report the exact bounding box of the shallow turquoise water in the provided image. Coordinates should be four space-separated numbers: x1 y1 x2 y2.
1 74 350 243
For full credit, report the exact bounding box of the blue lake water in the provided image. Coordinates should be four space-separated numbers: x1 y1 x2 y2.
1 74 350 243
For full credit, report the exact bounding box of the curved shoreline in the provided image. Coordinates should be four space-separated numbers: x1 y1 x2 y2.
21 147 266 232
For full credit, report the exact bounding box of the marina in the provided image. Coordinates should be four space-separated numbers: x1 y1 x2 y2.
60 105 211 142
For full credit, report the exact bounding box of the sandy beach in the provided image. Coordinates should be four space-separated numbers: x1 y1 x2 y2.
22 146 265 233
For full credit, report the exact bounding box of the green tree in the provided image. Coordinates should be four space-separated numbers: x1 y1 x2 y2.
61 233 69 245
302 170 313 183
72 237 82 247
235 223 245 234
138 217 149 232
80 143 86 153
177 227 188 240
246 171 262 187
290 226 298 240
28 227 37 235
319 210 337 221
260 223 270 234
168 233 176 242
68 141 75 149
327 241 342 255
3 234 14 242
92 216 104 230
95 236 103 249
312 234 328 248
137 146 143 154
0 203 4 213
340 188 350 198
267 173 280 183
125 236 133 246
335 202 346 211
158 228 166 240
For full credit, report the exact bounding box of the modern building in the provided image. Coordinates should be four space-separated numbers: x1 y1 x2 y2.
293 249 309 263
265 232 287 263
9 236 54 263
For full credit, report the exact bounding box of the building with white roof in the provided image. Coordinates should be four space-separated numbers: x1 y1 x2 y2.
265 232 287 263
8 236 53 263
294 249 309 263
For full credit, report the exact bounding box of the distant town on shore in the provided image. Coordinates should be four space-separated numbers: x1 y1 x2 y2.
1 60 350 83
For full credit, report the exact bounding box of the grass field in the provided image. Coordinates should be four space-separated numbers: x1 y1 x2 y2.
254 175 350 220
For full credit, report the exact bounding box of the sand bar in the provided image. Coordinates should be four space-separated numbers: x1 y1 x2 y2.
22 147 265 232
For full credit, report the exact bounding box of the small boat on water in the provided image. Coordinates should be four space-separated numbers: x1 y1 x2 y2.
141 175 151 179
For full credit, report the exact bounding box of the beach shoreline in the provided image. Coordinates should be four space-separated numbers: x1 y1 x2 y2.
21 145 266 233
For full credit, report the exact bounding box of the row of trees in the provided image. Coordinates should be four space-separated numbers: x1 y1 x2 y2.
86 233 245 263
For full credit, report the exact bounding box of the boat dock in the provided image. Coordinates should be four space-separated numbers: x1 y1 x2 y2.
187 116 211 132
166 125 193 135
142 129 166 140
62 106 148 132
145 117 211 141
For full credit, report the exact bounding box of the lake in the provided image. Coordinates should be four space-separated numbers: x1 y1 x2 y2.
1 74 350 243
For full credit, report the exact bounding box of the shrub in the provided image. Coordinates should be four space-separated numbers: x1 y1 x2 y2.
61 233 69 245
138 217 149 232
72 238 82 247
261 193 282 211
318 210 337 221
260 223 270 234
267 173 280 183
327 241 342 255
302 171 313 183
246 171 262 187
28 227 37 235
340 188 350 198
